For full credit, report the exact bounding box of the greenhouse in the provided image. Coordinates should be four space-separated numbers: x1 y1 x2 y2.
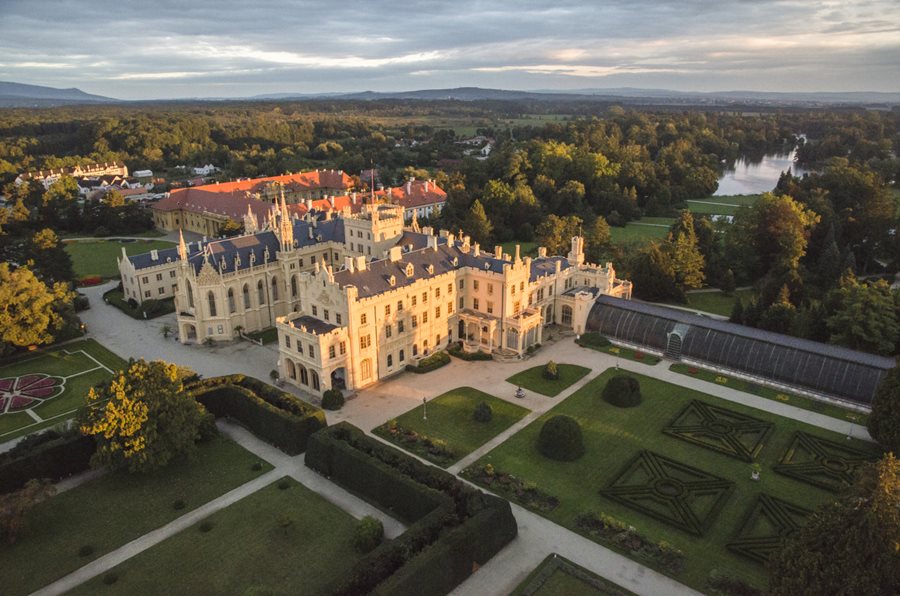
586 296 895 406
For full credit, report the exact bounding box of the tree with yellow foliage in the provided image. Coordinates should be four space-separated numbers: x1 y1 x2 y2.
0 263 73 355
80 359 210 472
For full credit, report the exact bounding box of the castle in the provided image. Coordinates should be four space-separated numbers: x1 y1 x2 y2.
121 191 631 398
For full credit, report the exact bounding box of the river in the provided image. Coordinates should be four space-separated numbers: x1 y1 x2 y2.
714 148 808 196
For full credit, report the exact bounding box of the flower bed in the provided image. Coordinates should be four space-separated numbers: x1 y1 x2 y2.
78 276 104 287
461 463 560 512
576 511 685 575
377 420 456 466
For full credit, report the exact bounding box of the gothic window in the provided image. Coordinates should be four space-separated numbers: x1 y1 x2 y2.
271 277 279 301
207 291 217 317
227 288 236 313
562 305 573 325
243 284 250 309
257 280 265 304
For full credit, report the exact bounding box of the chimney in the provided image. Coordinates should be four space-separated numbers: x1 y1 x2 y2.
494 245 502 259
389 246 402 261
328 196 335 208
405 180 412 195
424 180 429 193
344 256 356 272
427 236 439 251
473 243 480 257
351 192 357 205
538 247 547 258
150 249 158 261
354 255 367 271
515 244 521 262
308 226 314 239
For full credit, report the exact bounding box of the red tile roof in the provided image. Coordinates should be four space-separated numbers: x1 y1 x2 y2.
385 179 447 209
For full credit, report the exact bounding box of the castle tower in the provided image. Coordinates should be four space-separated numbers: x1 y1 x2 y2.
278 188 294 252
567 236 585 266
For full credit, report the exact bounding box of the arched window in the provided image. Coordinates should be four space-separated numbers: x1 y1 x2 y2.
412 344 418 357
312 371 320 391
187 284 194 308
243 284 251 309
299 365 309 386
207 291 217 317
561 305 573 326
271 276 279 301
257 280 265 304
291 275 298 298
361 359 372 380
227 288 236 313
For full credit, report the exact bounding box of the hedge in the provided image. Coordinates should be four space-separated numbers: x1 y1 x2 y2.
602 375 643 408
188 375 326 455
447 344 493 361
405 351 451 374
0 429 95 494
306 422 518 595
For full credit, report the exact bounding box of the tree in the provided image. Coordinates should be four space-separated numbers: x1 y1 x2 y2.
721 269 736 295
729 297 744 324
0 263 73 355
768 454 900 596
826 276 898 355
868 365 900 452
26 228 75 285
0 479 55 544
758 285 797 334
463 199 493 245
536 214 582 256
733 192 820 276
627 242 684 303
219 218 243 237
79 359 208 473
668 210 705 290
585 216 611 262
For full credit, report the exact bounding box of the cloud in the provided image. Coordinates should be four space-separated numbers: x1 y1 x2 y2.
0 0 897 98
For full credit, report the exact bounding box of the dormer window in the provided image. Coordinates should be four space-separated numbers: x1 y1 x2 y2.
451 256 459 267
389 275 396 287
483 262 490 270
427 264 434 275
405 263 414 278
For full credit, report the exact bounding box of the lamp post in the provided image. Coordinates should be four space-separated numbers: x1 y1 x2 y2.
422 396 428 421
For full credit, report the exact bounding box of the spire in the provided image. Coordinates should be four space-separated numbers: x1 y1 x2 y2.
178 228 187 260
279 187 293 251
370 166 375 204
243 204 258 235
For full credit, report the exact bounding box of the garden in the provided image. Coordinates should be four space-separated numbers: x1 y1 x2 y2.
0 436 269 595
69 477 362 595
373 387 530 466
0 339 125 440
506 361 591 397
512 553 635 596
64 238 176 280
461 368 881 592
576 333 660 365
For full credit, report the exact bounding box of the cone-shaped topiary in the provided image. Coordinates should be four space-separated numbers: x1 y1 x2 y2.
473 401 493 423
537 415 585 461
543 360 560 380
602 375 642 408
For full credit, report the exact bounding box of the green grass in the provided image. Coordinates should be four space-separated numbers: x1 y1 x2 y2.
64 239 175 279
103 289 175 320
678 288 756 317
669 363 869 426
246 327 279 345
499 240 539 258
0 339 127 441
464 368 879 592
512 554 635 596
373 387 530 466
686 194 761 217
69 477 361 596
506 364 591 397
577 341 660 365
609 222 671 246
0 436 271 596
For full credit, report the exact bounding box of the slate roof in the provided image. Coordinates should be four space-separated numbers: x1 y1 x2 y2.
529 256 571 282
286 315 339 335
594 295 896 370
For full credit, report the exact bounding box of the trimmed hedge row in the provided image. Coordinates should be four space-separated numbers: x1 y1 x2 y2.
405 351 451 373
188 375 326 455
306 422 518 595
0 429 95 494
447 344 493 361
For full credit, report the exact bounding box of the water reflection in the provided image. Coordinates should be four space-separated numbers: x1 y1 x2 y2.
715 148 808 196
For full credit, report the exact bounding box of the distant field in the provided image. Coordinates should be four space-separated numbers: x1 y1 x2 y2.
681 288 756 317
65 239 175 279
609 219 673 246
686 194 761 217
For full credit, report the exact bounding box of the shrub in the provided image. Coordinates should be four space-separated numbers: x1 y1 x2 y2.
602 375 642 408
277 479 291 490
321 389 345 410
448 343 492 361
543 361 560 380
78 545 94 557
198 520 214 532
353 515 384 553
405 351 450 373
473 402 493 423
576 332 610 348
537 415 585 461
172 499 186 510
251 461 263 471
103 573 118 585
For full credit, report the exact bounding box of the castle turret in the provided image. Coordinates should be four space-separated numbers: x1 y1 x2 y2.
276 188 294 251
243 204 259 234
178 228 187 261
567 236 585 266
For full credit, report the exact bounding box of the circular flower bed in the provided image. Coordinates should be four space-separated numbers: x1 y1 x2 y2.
0 374 65 413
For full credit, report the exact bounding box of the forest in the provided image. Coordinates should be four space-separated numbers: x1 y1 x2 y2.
0 99 898 355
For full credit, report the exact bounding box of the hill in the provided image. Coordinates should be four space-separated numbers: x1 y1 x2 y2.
0 81 118 107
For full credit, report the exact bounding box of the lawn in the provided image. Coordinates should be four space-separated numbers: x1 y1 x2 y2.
512 554 635 596
685 195 761 217
506 363 591 397
373 387 530 466
246 327 279 345
669 363 869 426
681 288 756 317
0 339 127 441
64 239 175 279
0 435 271 595
609 221 671 246
576 338 660 366
70 477 361 596
463 368 880 592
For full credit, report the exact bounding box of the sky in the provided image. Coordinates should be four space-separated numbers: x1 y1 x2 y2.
1 0 898 100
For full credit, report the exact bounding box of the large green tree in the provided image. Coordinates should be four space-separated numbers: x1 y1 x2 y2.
733 192 820 276
79 360 209 473
668 210 705 290
869 365 900 453
768 454 900 596
0 263 73 355
536 214 582 256
627 242 683 302
826 276 899 355
463 199 493 245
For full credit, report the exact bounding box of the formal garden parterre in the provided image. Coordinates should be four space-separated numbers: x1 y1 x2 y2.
511 553 637 596
373 386 530 466
461 368 882 592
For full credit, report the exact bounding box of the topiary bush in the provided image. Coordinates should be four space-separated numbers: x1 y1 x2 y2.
472 402 493 423
353 515 384 553
537 415 585 461
321 389 345 411
543 360 560 380
602 375 642 408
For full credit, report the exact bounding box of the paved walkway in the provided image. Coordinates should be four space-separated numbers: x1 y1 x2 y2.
33 420 405 596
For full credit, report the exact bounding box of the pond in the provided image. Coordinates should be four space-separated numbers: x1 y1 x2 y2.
715 148 808 196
